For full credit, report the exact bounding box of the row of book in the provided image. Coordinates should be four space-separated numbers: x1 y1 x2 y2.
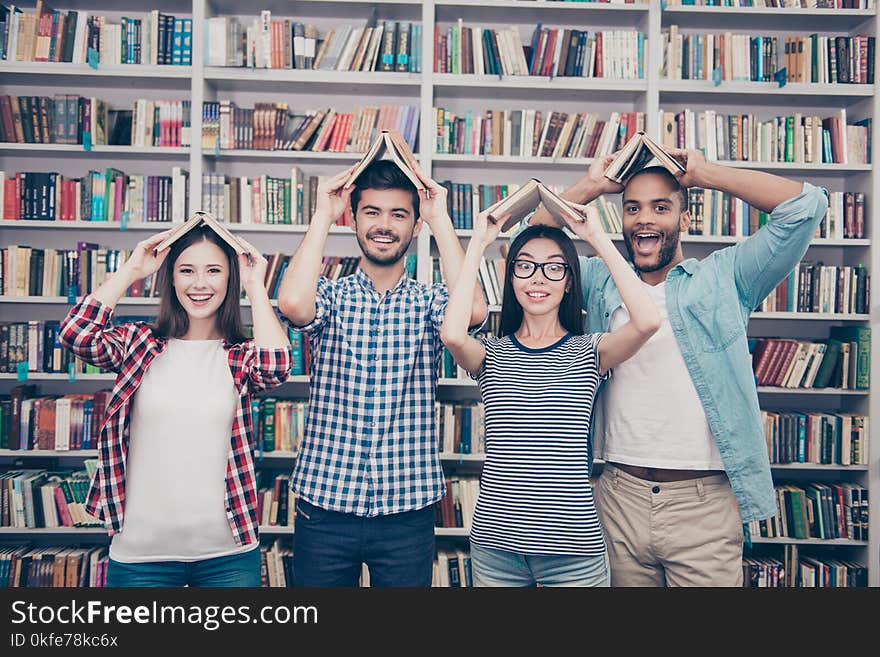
435 24 644 80
688 189 866 239
762 411 869 466
0 6 192 66
0 325 105 378
750 329 871 389
261 539 293 588
127 99 190 148
659 109 872 165
759 262 869 315
439 181 865 239
262 545 475 588
664 1 873 7
434 108 645 159
747 482 869 541
435 323 871 389
1 387 108 450
0 168 189 223
0 544 109 588
2 543 469 587
663 28 875 84
0 247 377 302
205 15 422 74
0 95 192 148
258 475 295 528
202 102 419 153
435 476 480 530
5 166 864 240
14 388 868 469
434 550 473 588
743 547 866 588
1 465 100 529
200 170 332 227
2 245 148 298
439 181 575 231
442 258 507 309
8 548 864 588
436 403 485 456
252 398 309 454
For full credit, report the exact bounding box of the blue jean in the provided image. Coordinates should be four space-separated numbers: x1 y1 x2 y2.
470 542 610 587
107 546 261 587
293 498 435 587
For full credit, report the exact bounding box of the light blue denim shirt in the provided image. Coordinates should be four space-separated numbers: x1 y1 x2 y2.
518 182 828 522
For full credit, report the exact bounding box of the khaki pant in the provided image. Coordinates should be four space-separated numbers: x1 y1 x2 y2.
594 463 744 587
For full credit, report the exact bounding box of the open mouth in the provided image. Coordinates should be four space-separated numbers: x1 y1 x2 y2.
187 293 214 307
525 290 550 300
369 234 397 246
633 231 662 255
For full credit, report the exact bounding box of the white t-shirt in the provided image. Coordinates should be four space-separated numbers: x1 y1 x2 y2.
110 338 254 563
596 281 725 470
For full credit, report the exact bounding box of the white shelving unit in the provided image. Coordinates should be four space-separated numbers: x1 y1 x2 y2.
0 0 876 587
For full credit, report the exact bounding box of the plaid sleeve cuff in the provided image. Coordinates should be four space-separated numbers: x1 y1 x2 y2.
281 277 333 335
73 295 115 325
283 301 327 335
249 344 294 391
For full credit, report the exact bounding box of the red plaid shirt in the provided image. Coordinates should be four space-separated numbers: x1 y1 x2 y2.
58 296 292 547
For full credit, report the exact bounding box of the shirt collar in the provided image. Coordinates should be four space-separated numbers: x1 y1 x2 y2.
354 267 411 294
671 258 699 276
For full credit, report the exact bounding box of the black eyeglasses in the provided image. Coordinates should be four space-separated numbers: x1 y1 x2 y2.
511 259 570 281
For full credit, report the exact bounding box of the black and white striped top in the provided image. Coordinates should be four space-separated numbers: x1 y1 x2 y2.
471 332 607 556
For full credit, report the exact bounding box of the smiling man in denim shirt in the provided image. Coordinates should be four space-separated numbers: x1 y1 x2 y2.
528 149 828 586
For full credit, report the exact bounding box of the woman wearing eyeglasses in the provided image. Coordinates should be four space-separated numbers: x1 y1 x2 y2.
440 203 660 587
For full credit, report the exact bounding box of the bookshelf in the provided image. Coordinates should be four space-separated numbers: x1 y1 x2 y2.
1 0 877 587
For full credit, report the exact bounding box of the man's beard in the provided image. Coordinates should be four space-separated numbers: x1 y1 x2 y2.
357 231 413 266
623 229 681 274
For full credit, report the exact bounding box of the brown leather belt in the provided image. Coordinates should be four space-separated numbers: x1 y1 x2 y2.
608 462 726 483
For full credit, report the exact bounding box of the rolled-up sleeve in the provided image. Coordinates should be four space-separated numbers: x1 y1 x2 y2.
283 276 335 336
247 343 293 392
733 182 828 311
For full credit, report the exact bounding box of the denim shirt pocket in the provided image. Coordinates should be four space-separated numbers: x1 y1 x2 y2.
685 297 743 353
586 285 619 333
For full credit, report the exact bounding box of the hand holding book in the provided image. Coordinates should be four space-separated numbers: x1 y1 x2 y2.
555 201 612 251
591 153 626 195
415 168 451 228
664 147 710 189
237 236 269 296
472 202 508 249
313 166 358 227
123 230 176 282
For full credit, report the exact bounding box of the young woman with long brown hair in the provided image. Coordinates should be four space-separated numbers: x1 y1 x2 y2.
59 220 291 587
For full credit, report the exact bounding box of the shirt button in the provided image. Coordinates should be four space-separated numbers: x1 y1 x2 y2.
652 486 660 494
372 421 378 427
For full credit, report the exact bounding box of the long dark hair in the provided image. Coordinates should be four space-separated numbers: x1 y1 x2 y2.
499 225 584 337
152 226 248 343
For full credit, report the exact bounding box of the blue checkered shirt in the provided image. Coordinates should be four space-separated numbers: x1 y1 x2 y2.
286 268 448 516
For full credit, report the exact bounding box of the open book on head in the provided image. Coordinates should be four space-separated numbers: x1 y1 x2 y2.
489 179 586 232
344 129 426 192
153 211 249 256
603 131 687 184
